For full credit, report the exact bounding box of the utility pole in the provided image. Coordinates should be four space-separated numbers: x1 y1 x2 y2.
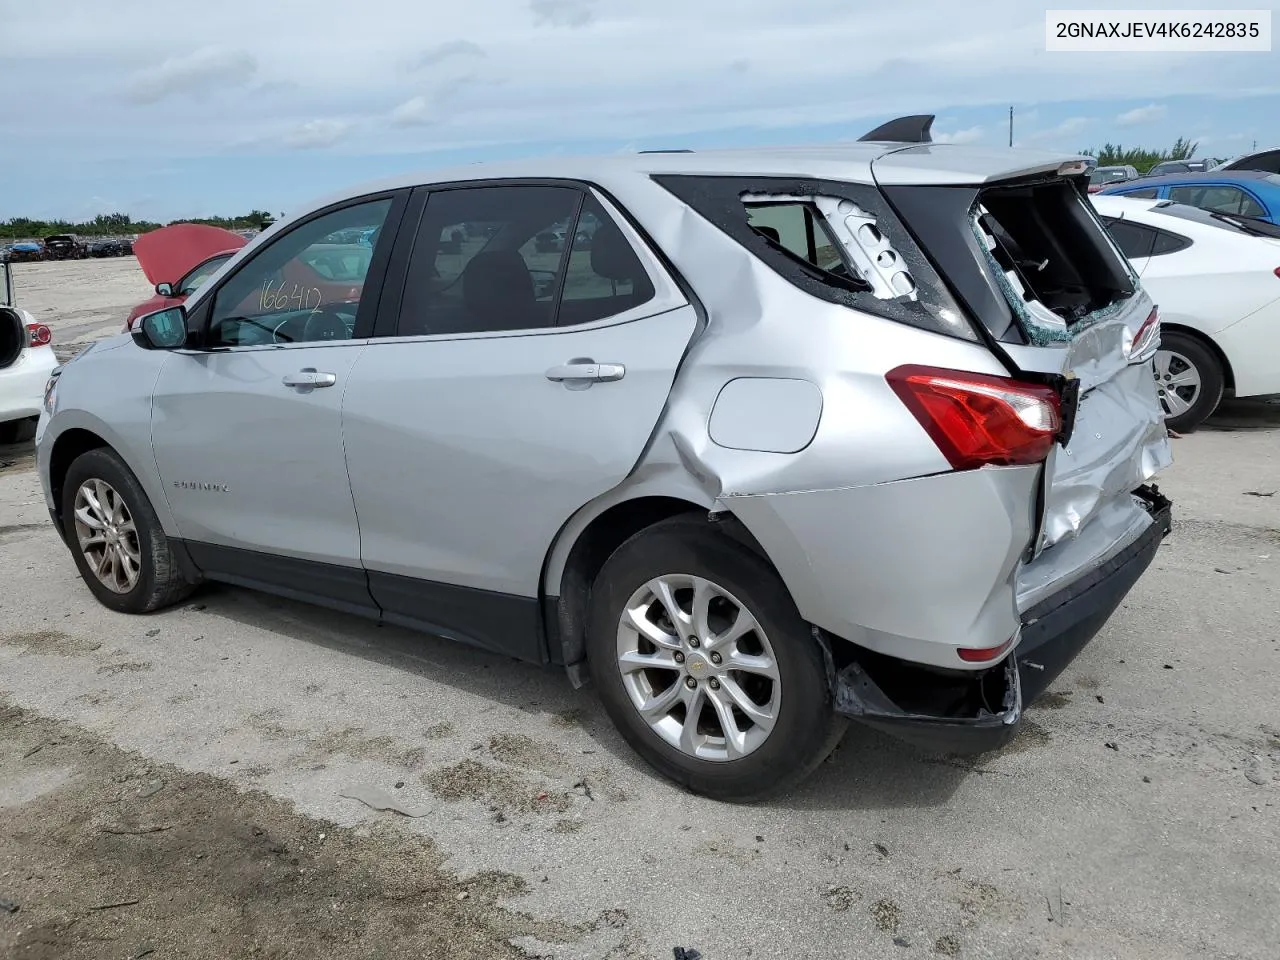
1009 106 1014 147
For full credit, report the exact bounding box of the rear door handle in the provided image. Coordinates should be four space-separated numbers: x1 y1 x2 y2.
282 369 337 388
544 362 625 383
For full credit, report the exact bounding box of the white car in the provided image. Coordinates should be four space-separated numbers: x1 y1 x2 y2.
1091 193 1280 432
1 280 58 443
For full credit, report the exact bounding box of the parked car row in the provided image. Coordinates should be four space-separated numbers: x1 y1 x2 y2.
1 235 135 262
1087 158 1230 193
1099 170 1280 225
1091 194 1280 432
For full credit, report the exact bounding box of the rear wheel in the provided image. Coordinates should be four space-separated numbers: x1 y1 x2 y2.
0 416 37 444
1154 331 1224 434
586 515 846 801
61 448 195 614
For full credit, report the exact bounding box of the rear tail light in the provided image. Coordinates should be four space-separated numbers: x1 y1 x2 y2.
886 364 1061 470
1129 307 1161 363
1274 267 1280 279
27 323 52 347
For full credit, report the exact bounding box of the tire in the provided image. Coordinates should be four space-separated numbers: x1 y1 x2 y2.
586 515 847 802
1154 331 1224 434
0 416 37 445
60 447 196 614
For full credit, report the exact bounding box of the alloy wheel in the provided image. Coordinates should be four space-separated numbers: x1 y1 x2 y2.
73 478 141 594
1153 348 1202 420
615 574 780 762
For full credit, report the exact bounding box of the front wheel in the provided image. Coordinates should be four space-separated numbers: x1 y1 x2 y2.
60 448 196 614
586 515 847 802
1154 331 1224 434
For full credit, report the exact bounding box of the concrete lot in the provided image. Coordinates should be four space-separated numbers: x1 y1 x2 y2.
2 258 1278 959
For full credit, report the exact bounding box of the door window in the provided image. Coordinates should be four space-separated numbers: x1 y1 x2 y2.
207 198 392 347
179 254 233 296
396 185 656 336
1101 218 1156 260
1168 184 1266 218
1120 187 1159 199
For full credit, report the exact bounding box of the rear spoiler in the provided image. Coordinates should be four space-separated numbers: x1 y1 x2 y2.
858 115 934 144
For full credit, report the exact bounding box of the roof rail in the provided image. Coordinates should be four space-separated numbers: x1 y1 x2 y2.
638 148 694 153
857 114 934 144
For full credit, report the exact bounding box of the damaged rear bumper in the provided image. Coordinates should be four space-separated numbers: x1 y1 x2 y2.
828 484 1172 755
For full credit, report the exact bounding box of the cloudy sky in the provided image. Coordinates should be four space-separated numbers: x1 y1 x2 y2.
2 0 1277 222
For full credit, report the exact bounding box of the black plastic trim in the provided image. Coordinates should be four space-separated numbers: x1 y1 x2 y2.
183 542 378 617
175 540 547 663
1016 486 1171 702
367 571 542 662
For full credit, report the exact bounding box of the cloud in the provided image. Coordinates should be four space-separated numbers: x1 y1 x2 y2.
281 119 351 149
413 40 486 69
1020 116 1092 145
1116 103 1167 127
4 0 1280 219
529 0 597 28
126 46 257 104
933 125 983 145
389 96 434 127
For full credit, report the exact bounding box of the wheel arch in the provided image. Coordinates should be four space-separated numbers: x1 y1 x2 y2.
44 416 178 536
541 485 773 681
1161 323 1234 391
47 427 112 526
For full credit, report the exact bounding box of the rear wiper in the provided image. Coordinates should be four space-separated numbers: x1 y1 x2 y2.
1208 212 1280 239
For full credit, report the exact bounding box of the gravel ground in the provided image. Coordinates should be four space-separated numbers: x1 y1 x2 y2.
1 258 1278 959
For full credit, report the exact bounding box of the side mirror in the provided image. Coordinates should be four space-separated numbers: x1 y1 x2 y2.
134 306 188 350
155 282 175 297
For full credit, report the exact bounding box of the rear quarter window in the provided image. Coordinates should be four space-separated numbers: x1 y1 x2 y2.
653 174 978 341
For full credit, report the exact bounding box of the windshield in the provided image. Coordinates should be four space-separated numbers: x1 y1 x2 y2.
1089 168 1130 184
1148 200 1280 238
180 254 233 295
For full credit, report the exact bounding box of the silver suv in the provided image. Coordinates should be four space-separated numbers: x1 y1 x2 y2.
37 117 1173 800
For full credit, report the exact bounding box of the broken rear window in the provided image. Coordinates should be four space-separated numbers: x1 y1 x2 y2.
653 174 979 341
973 180 1136 340
744 202 850 278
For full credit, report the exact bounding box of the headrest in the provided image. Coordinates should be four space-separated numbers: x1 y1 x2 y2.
461 250 538 328
589 224 640 283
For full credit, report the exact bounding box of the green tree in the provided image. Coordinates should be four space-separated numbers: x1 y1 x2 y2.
1078 137 1199 174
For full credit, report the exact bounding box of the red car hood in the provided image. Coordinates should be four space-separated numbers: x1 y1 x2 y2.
132 223 248 286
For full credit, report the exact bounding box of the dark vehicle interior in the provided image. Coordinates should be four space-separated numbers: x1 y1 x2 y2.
398 186 654 337
978 179 1136 323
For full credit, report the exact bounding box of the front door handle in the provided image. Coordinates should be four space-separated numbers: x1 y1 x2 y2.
544 362 625 383
282 369 337 388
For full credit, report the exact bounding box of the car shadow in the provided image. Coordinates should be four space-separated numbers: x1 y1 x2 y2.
0 437 37 473
1202 397 1280 432
193 581 979 810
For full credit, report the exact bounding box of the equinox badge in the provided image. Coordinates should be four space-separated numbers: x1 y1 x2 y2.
173 481 229 493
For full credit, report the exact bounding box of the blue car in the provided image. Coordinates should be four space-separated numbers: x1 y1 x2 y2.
1099 170 1280 225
